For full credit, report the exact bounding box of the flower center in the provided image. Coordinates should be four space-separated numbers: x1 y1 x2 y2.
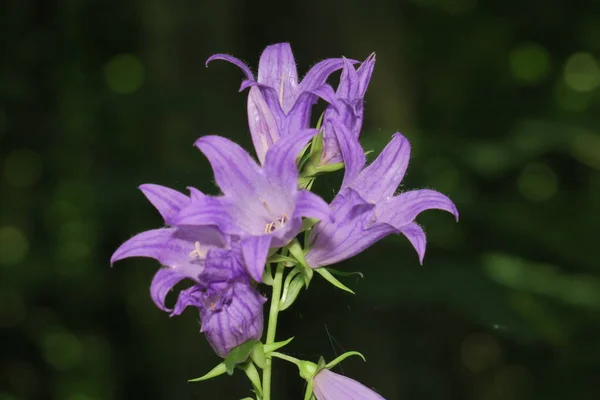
188 241 207 259
264 213 289 234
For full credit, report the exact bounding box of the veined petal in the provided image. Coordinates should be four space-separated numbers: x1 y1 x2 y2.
257 43 299 113
299 58 354 92
400 222 427 264
264 128 317 191
171 284 203 317
336 57 360 99
206 54 254 81
173 195 240 235
194 135 264 198
139 184 189 225
150 268 186 312
356 52 376 97
328 118 365 188
241 235 273 282
293 190 332 222
247 86 281 164
313 369 385 400
352 133 411 202
283 84 338 135
377 189 459 228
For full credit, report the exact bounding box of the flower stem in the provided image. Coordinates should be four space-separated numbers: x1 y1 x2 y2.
270 351 302 365
262 260 285 400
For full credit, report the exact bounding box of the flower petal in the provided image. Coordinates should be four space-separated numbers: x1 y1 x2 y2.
139 184 189 225
194 135 264 198
299 58 354 92
173 195 240 235
336 57 360 99
257 43 299 113
328 118 365 188
150 268 186 312
171 284 203 317
206 54 254 81
293 190 332 222
313 369 385 400
400 222 427 264
283 84 338 135
377 189 459 228
264 128 317 191
352 133 411 202
356 52 376 97
241 235 273 282
247 86 281 164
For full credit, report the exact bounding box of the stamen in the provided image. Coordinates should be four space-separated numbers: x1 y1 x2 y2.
264 222 275 234
277 212 289 226
189 241 206 259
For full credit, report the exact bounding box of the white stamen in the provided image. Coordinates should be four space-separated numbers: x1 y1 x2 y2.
189 241 206 259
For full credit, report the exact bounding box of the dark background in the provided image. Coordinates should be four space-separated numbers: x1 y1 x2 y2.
2 0 600 399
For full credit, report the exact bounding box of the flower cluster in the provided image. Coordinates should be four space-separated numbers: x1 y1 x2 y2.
112 43 458 399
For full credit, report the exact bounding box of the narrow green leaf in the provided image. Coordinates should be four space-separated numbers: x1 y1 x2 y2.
224 340 258 375
280 274 306 311
263 336 294 353
287 239 308 268
266 255 297 266
188 362 227 382
242 361 263 396
315 162 344 173
325 351 366 369
315 268 355 294
326 268 364 279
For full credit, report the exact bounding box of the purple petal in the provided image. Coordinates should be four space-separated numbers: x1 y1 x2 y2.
328 118 365 188
356 53 376 97
241 235 273 282
171 284 204 317
139 184 189 225
313 369 385 400
264 128 317 191
352 133 411 202
377 189 459 229
247 86 281 164
336 57 360 99
293 190 332 222
173 195 240 235
194 135 264 198
283 84 338 135
206 54 254 81
400 222 427 264
299 58 352 92
150 268 186 312
257 43 299 113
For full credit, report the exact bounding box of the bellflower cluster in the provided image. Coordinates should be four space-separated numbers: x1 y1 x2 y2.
112 42 458 400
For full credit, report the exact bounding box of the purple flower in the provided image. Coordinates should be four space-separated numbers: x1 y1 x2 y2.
321 53 376 165
313 369 385 400
171 278 266 358
206 43 348 164
305 120 458 268
110 184 265 357
173 129 331 282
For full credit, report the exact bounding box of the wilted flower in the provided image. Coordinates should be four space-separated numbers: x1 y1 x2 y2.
313 369 385 400
174 130 331 282
206 42 347 163
110 184 265 357
305 120 458 268
321 53 376 165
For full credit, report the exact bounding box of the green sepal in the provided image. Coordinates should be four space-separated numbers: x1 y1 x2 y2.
280 273 306 311
325 351 366 369
224 340 258 375
303 380 314 400
250 342 267 369
241 361 263 397
188 361 227 382
315 268 355 294
315 111 325 131
266 254 297 266
301 217 319 232
326 268 364 279
263 336 294 353
262 264 274 286
314 162 344 173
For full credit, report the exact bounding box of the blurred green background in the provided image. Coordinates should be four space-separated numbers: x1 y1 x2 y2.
2 0 600 399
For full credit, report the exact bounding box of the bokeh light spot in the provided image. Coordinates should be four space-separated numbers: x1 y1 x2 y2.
0 226 29 265
509 43 550 83
517 163 558 202
564 52 600 92
3 148 42 188
42 328 83 370
461 332 501 373
104 54 144 94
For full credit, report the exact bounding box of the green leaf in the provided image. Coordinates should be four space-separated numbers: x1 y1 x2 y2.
280 273 305 311
287 239 308 268
262 264 274 286
250 342 267 369
266 254 297 266
314 162 344 173
327 268 364 279
315 268 355 294
325 351 366 369
263 336 294 353
301 217 320 232
188 362 227 382
242 361 263 396
224 340 258 375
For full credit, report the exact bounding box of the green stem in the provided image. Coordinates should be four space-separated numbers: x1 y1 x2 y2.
270 351 302 366
262 261 285 400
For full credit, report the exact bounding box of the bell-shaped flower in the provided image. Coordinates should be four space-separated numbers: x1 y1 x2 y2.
313 369 385 400
321 53 376 165
206 42 348 164
173 129 331 282
305 119 458 268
